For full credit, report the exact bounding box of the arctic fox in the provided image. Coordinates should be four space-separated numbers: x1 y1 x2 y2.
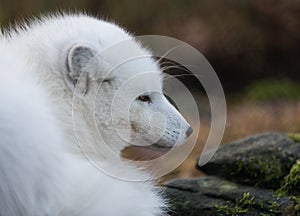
0 14 192 215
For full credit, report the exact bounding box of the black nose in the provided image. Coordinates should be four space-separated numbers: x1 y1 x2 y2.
185 127 193 137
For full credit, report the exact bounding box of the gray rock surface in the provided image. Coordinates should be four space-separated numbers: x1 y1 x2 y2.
164 133 300 215
164 176 292 216
197 133 300 188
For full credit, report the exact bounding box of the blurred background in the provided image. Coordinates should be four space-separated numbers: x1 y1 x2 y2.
1 0 300 181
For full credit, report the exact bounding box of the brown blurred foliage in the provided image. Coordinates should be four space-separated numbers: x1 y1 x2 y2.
1 0 300 92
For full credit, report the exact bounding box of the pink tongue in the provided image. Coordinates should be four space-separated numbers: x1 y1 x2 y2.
121 146 169 161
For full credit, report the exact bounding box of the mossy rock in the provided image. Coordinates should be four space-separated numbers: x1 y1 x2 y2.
197 133 300 189
164 176 291 216
277 160 300 197
165 133 300 215
276 160 300 215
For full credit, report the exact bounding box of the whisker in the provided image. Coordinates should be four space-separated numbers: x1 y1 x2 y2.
161 65 184 72
159 60 177 68
163 73 203 81
162 65 193 77
156 45 185 64
162 64 204 75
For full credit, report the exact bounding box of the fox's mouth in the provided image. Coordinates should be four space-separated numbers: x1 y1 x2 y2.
121 143 172 161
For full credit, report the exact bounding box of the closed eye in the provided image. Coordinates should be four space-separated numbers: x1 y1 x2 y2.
137 95 152 103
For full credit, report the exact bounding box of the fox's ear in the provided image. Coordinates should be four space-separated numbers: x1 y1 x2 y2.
64 44 96 94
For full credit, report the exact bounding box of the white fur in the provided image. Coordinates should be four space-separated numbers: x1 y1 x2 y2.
0 14 192 215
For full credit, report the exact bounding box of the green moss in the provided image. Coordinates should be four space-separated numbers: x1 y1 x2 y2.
239 192 256 207
229 156 284 188
276 161 300 215
255 158 283 185
268 201 281 215
215 192 285 216
214 193 256 215
288 133 300 142
215 202 248 215
277 160 300 197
